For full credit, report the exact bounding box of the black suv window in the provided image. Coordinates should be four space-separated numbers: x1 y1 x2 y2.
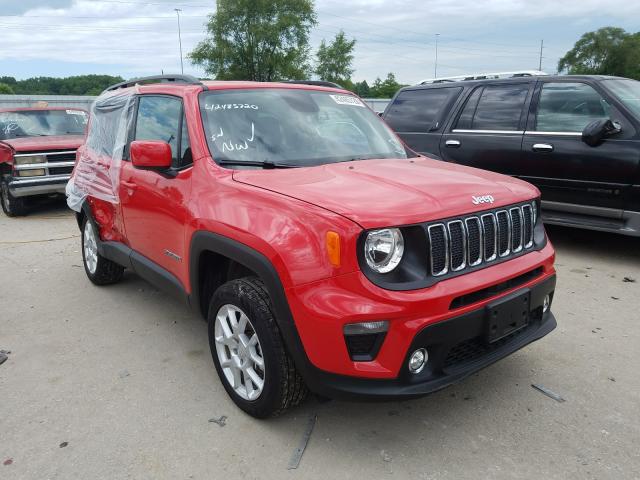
535 82 610 132
455 84 529 131
134 95 191 168
385 87 462 132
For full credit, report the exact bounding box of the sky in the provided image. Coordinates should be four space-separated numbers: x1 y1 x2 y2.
1 0 639 85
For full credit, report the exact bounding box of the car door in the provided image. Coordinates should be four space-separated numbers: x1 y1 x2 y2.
119 94 193 281
384 86 463 158
439 81 533 173
521 80 637 213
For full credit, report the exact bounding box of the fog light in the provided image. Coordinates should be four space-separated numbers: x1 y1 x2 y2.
408 348 428 374
543 294 550 313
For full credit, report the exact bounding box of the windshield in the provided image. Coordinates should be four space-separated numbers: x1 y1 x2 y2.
0 109 88 140
199 88 411 167
604 79 640 118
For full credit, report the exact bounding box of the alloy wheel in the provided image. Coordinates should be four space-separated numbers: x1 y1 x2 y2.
214 304 265 401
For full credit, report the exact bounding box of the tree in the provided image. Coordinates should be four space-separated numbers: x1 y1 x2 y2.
354 80 370 97
0 75 124 95
558 27 638 78
369 73 405 98
315 30 356 86
0 83 14 94
189 0 317 81
608 33 640 80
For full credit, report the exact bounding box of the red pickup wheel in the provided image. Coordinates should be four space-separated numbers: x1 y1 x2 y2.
207 277 308 418
1 178 28 217
81 217 124 285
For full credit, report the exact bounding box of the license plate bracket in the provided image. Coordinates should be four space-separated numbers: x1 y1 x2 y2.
485 289 530 343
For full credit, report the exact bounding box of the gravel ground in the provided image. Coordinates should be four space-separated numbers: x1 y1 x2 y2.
1 199 639 480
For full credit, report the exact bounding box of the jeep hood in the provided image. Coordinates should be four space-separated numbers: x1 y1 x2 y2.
1 135 84 152
232 157 539 229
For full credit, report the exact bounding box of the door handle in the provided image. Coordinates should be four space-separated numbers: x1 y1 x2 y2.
445 140 461 148
121 180 137 195
532 143 553 152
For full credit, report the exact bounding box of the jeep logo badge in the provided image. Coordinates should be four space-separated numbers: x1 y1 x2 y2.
472 195 494 205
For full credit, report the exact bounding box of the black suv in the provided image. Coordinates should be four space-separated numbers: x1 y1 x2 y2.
383 75 640 236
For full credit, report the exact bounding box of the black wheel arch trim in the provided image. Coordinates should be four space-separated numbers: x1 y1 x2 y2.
188 231 319 385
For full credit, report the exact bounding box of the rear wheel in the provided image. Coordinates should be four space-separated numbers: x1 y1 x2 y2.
81 217 124 285
1 178 28 217
208 277 308 418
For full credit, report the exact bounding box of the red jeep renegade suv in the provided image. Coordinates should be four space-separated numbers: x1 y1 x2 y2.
67 75 557 418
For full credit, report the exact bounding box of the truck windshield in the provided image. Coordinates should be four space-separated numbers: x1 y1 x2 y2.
0 109 88 140
604 79 640 118
199 89 412 168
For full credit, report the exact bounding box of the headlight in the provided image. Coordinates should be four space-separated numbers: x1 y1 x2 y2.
364 228 404 273
15 155 45 165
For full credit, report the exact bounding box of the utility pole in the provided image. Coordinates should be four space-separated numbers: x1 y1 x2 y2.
538 39 544 71
175 8 184 74
434 33 440 78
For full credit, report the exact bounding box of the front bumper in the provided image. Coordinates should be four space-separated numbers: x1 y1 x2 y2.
9 174 70 197
282 240 557 399
303 276 556 400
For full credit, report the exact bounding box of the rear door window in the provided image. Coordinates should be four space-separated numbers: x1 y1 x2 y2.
385 87 462 132
535 82 610 132
455 84 530 131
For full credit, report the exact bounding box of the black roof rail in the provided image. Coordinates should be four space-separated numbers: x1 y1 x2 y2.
103 74 206 93
282 80 343 89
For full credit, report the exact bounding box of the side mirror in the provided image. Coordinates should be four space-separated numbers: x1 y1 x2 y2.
130 140 172 169
582 119 621 147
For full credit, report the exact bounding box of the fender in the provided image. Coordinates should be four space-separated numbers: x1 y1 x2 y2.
0 141 15 168
188 230 318 385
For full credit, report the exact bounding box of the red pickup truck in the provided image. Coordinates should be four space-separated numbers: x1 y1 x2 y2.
68 75 557 418
0 107 87 216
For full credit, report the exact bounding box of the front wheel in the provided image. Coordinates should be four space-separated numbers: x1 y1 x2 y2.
208 277 308 418
81 217 124 285
1 178 28 217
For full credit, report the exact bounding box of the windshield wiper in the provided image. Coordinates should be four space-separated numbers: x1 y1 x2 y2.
218 159 299 169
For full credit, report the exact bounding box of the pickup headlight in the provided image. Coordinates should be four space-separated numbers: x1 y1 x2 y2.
364 228 404 273
15 155 46 165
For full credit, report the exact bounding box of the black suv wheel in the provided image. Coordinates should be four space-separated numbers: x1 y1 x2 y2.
208 277 308 418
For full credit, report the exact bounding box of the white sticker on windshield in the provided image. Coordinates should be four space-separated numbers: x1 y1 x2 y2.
66 110 86 115
330 95 365 107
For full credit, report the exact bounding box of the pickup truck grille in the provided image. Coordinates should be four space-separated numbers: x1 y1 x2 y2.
14 150 76 177
427 203 536 277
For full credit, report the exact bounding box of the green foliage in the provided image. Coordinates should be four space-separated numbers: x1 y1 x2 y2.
558 27 640 79
353 80 370 97
315 30 356 85
189 0 317 81
0 83 14 94
368 73 406 98
0 75 124 95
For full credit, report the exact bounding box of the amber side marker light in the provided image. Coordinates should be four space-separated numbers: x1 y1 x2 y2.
326 231 341 267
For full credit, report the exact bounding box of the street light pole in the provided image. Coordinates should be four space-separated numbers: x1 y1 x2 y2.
434 33 440 79
175 8 184 74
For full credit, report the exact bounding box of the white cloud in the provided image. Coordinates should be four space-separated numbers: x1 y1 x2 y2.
2 0 639 84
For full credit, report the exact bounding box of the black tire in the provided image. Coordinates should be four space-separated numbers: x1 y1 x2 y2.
81 216 124 285
208 277 308 418
1 177 28 217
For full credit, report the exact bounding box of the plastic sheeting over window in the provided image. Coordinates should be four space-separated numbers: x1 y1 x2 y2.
66 89 136 212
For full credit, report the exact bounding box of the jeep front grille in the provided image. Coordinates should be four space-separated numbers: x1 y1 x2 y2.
428 203 536 277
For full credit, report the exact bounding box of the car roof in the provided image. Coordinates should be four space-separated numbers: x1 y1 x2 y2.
403 74 629 92
103 79 349 96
